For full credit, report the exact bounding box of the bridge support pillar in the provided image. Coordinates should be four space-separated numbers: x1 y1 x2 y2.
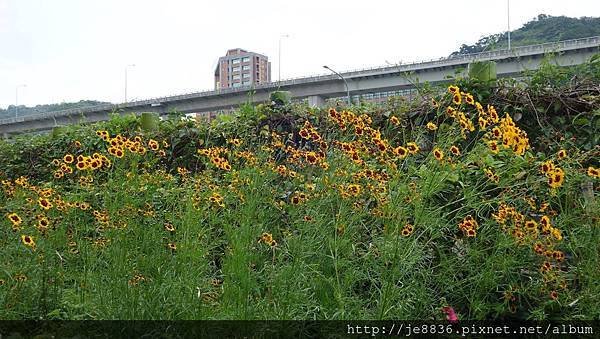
308 95 326 108
1 132 8 140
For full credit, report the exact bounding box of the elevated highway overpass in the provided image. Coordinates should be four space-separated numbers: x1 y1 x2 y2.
1 36 598 136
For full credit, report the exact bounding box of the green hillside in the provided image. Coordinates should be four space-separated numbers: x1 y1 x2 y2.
0 100 110 120
451 14 600 56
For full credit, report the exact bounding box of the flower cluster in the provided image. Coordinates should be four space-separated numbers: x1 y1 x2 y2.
198 147 232 171
401 223 414 237
539 160 565 189
458 215 478 237
258 232 277 247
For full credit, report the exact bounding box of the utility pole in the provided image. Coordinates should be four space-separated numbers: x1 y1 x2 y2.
124 64 135 102
323 65 351 106
507 0 511 50
278 34 289 83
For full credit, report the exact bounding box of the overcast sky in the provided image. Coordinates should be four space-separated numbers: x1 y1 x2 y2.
1 0 598 109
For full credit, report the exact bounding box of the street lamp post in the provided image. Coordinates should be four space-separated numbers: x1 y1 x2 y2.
278 34 289 83
507 0 511 50
15 84 27 118
323 65 351 106
124 64 135 102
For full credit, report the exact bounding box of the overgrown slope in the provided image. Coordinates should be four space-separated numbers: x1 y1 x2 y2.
0 57 598 322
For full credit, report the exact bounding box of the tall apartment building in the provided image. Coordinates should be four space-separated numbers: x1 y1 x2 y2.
214 48 271 89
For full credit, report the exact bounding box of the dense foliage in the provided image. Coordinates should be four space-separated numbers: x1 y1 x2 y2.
451 14 600 56
0 57 598 322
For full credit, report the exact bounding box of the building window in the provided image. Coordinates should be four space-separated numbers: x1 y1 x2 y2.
242 73 250 78
232 58 240 64
232 67 240 72
242 57 250 62
233 75 240 80
243 81 251 85
232 82 241 88
242 65 250 71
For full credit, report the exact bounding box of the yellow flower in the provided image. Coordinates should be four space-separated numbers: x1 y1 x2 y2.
464 93 475 105
406 142 420 154
426 122 438 131
452 92 462 105
525 220 538 230
164 222 175 232
38 198 53 210
63 154 74 164
347 184 361 197
177 167 190 176
401 224 414 237
586 166 599 178
557 149 567 160
299 128 310 139
488 140 499 154
450 146 460 156
227 138 242 147
540 160 554 174
259 232 274 246
7 213 22 226
21 235 36 249
305 151 318 165
446 106 456 117
390 116 400 126
148 139 160 151
432 148 444 161
551 228 562 241
478 116 488 130
393 146 408 159
540 215 552 230
448 85 460 94
547 168 565 189
488 105 499 123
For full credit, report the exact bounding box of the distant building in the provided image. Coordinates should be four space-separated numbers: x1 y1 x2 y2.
214 48 271 89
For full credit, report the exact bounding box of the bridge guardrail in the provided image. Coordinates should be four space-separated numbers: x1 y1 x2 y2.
1 36 598 126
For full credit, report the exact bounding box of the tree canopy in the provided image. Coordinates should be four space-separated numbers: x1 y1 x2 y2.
451 14 600 56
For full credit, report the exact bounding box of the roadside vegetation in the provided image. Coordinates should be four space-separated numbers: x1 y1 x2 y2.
0 56 598 320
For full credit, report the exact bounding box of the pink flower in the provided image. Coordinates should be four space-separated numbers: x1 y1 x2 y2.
442 306 458 323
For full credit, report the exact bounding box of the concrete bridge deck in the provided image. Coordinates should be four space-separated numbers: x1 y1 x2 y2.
1 36 598 136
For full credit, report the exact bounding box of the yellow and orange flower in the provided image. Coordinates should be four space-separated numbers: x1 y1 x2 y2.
7 213 22 226
406 142 420 154
21 235 36 249
450 146 460 156
393 146 409 159
401 223 414 237
587 166 599 178
38 198 53 210
148 139 160 151
452 92 462 105
432 148 444 161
